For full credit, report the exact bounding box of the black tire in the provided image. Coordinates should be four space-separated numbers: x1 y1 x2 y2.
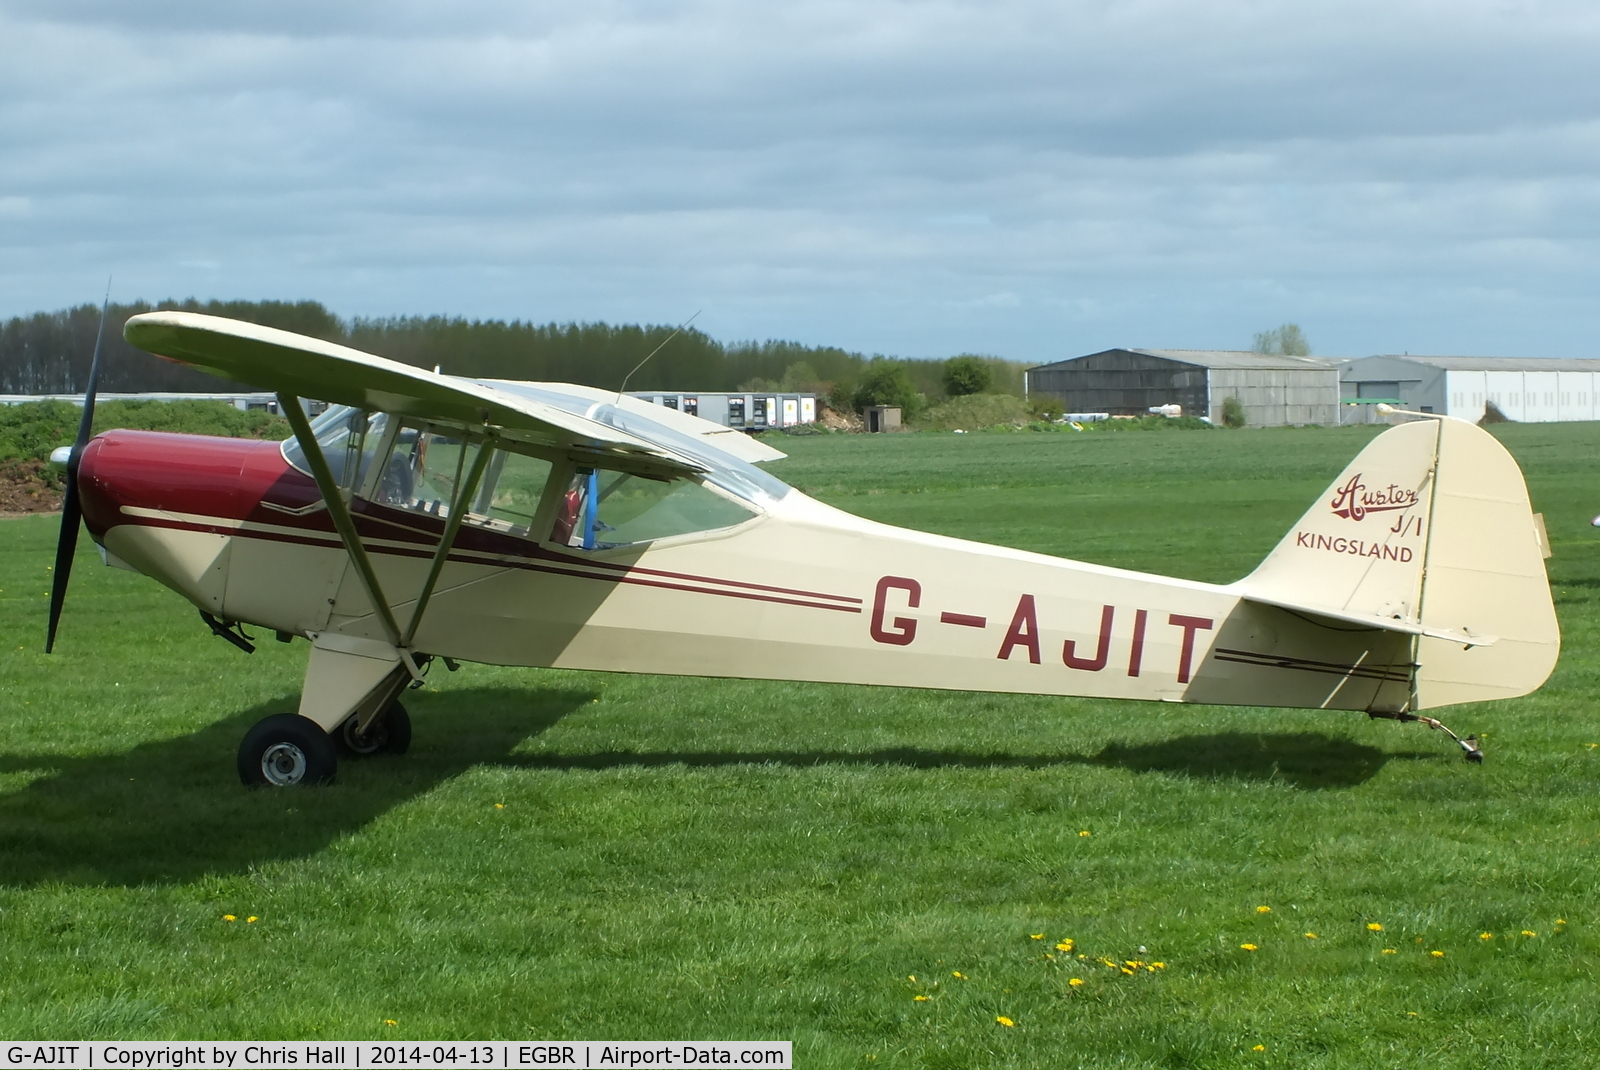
337 700 411 757
238 713 338 787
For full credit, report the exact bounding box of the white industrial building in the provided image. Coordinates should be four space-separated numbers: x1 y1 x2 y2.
1340 356 1600 423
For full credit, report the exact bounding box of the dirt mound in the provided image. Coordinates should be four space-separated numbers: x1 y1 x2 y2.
0 459 63 514
817 405 863 432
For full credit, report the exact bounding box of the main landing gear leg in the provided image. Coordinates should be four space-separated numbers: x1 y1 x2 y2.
238 633 419 787
1368 710 1484 763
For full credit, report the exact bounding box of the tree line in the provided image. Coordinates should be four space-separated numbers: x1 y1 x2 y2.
0 299 1026 413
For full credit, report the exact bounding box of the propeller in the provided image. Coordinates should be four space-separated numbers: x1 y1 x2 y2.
45 286 112 654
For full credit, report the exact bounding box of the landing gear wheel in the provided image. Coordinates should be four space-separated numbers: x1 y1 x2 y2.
239 714 338 787
337 701 411 757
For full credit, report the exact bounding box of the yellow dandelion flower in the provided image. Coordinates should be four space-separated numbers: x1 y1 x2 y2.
1479 932 1493 940
1240 943 1258 951
1557 918 1566 925
913 995 929 1002
494 803 504 810
1367 923 1383 931
1030 933 1044 940
222 915 236 922
907 975 915 982
246 916 258 924
1430 950 1444 957
1077 953 1087 960
1078 830 1091 837
1056 942 1073 952
1152 962 1166 969
1120 967 1134 975
1304 932 1318 939
383 1020 397 1027
1256 906 1271 914
996 1016 1015 1028
1407 1012 1419 1017
1522 930 1536 937
952 971 965 979
1382 948 1397 955
1145 965 1156 972
1068 978 1084 987
1252 1045 1265 1052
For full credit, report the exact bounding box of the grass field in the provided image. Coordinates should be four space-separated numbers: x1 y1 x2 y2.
1 422 1598 1066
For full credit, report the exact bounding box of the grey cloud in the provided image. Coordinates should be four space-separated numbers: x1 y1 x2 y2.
3 0 1600 360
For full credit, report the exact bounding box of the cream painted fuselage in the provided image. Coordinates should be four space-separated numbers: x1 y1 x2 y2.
77 427 1448 718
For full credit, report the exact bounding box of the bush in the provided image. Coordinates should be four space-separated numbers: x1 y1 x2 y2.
0 400 80 461
1220 396 1246 428
852 363 921 416
1097 415 1217 432
918 393 1030 430
1028 395 1065 421
0 399 289 461
942 355 992 397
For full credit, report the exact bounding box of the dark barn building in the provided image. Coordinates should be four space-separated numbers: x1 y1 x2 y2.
1024 348 1341 426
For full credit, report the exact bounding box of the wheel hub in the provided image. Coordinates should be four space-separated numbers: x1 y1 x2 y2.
261 742 309 785
342 716 387 755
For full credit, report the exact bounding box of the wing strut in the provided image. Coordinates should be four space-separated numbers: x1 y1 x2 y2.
279 393 498 674
279 393 406 650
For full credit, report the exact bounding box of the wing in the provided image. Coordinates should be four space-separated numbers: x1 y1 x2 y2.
122 311 708 475
477 379 787 464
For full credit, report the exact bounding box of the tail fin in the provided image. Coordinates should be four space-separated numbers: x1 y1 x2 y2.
1238 417 1558 709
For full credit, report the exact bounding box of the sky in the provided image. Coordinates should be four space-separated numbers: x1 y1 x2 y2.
2 0 1599 362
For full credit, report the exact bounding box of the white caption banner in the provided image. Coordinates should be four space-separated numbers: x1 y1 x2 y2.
1 1044 792 1070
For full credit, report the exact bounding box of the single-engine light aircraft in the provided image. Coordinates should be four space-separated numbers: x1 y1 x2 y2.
45 312 1559 786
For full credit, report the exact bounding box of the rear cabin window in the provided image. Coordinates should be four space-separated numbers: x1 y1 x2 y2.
551 469 756 550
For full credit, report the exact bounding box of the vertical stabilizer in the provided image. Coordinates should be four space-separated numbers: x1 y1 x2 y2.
1238 418 1558 709
1241 420 1439 623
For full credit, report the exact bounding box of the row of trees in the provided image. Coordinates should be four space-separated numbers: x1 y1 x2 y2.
0 299 1025 413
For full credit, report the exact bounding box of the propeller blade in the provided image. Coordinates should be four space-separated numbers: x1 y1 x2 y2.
45 286 111 654
44 480 83 654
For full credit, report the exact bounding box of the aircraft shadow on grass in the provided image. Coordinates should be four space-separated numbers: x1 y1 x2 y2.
0 686 1428 888
0 685 594 889
507 731 1432 792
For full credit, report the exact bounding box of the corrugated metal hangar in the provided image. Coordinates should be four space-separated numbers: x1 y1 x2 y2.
1024 348 1342 427
1340 355 1600 423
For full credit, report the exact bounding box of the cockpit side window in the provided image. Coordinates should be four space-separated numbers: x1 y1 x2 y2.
370 424 557 539
551 469 758 550
292 412 757 549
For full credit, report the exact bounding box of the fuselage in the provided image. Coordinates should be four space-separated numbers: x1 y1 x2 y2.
76 428 1418 712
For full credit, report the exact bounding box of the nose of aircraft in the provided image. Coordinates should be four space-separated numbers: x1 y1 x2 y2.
76 430 285 540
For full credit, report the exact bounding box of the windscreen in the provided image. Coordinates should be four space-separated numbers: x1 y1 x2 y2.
280 405 388 490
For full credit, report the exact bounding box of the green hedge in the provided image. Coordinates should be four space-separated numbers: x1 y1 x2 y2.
0 399 289 461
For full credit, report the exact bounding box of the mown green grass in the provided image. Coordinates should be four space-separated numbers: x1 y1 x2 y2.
2 423 1598 1065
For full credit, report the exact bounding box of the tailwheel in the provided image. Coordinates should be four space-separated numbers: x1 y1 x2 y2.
337 701 412 757
239 713 338 787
